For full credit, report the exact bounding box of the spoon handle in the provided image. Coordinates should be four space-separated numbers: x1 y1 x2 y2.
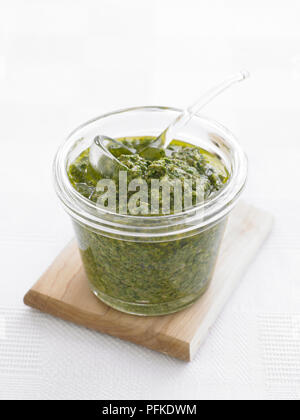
160 70 250 149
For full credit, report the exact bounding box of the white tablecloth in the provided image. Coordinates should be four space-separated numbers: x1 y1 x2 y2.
0 0 299 400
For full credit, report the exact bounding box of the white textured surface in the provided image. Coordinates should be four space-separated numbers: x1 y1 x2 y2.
1 0 300 400
1 307 299 400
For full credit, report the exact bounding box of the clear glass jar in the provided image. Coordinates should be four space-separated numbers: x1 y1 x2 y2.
53 106 247 316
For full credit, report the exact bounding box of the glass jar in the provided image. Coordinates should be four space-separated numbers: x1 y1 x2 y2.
53 106 247 316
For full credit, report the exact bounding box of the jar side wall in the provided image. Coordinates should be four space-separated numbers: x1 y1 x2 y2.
72 217 227 316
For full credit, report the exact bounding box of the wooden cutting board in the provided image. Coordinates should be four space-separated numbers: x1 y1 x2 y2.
24 202 273 361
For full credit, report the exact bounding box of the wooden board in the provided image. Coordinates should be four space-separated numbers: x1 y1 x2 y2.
24 202 273 361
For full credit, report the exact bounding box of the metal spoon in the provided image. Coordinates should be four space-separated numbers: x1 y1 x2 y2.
90 70 249 172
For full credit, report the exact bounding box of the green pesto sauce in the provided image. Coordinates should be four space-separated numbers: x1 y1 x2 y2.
68 137 229 315
68 137 228 215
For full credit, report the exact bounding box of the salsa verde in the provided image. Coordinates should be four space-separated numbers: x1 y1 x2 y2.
68 137 228 315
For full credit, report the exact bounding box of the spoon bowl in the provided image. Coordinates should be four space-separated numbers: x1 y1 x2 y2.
89 135 133 175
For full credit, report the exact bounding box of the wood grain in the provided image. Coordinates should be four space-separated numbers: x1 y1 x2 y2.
24 201 273 361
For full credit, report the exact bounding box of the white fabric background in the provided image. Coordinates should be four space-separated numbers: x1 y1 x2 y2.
0 0 299 400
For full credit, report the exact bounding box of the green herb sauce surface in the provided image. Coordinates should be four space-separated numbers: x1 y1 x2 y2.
68 137 228 215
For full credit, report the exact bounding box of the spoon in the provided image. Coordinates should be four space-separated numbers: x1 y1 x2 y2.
90 70 249 172
139 70 249 160
89 135 134 175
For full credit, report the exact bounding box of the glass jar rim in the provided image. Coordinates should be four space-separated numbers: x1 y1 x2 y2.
53 106 247 240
